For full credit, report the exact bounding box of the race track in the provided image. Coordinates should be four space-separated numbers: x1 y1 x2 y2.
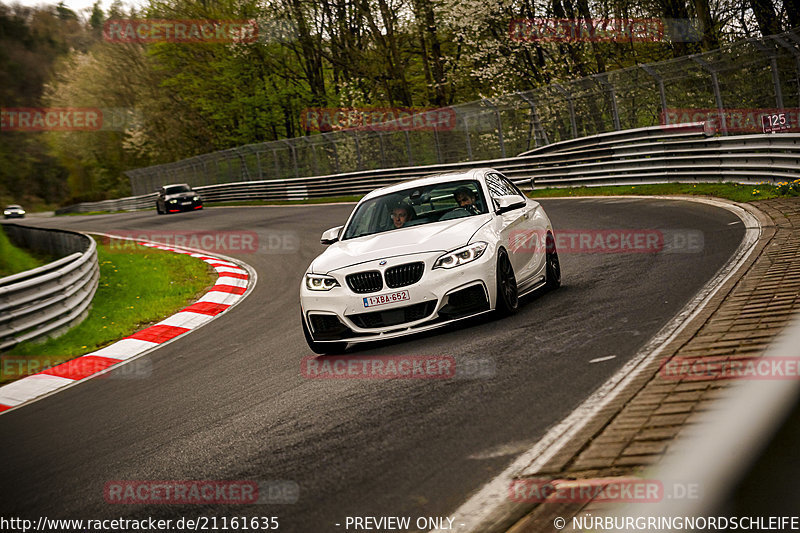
0 198 744 531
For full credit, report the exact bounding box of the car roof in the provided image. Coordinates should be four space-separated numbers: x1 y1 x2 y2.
162 183 192 189
6 204 22 208
360 168 493 201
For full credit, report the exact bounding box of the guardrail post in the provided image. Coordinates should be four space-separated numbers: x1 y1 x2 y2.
255 149 263 179
482 98 506 158
375 129 387 167
322 133 340 174
771 35 800 108
518 92 549 149
639 64 668 125
432 125 443 163
553 82 578 138
462 114 473 160
280 139 299 178
236 150 251 181
403 130 414 166
190 161 199 186
213 157 221 184
346 130 363 170
302 137 320 176
270 147 279 178
594 73 621 130
691 55 727 135
753 40 785 109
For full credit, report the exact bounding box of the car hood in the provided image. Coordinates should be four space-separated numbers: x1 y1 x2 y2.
312 215 491 273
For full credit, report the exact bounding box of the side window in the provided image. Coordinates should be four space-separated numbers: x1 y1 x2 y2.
485 173 524 204
500 175 525 198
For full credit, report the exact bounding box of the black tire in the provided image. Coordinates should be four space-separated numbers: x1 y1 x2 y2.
301 313 347 355
545 232 561 290
495 248 519 315
156 203 164 215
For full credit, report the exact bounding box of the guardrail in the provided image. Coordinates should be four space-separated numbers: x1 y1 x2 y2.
56 122 800 214
0 225 100 351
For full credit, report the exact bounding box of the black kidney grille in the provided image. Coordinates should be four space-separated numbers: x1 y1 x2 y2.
385 262 425 288
346 271 383 293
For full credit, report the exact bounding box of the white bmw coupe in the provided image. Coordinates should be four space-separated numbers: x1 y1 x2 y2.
300 168 560 354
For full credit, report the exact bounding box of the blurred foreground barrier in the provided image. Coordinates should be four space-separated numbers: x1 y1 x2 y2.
611 317 800 527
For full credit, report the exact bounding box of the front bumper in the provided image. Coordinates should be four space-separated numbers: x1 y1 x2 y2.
166 200 203 212
300 251 495 343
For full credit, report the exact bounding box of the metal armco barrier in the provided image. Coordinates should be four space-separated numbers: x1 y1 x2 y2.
0 225 100 351
56 123 800 214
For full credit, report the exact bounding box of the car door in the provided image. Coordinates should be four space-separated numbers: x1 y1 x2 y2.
485 172 544 287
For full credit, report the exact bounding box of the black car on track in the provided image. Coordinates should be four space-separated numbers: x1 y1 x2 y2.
156 184 203 214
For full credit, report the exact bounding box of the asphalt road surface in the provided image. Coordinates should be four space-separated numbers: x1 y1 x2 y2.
0 198 744 532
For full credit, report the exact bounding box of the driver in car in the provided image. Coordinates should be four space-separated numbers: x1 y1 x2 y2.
453 187 480 214
390 202 414 228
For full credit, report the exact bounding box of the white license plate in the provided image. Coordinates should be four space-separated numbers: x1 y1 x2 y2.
180 201 191 205
363 290 410 308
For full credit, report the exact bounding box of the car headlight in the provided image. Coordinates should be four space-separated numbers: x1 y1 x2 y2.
305 273 340 291
169 199 177 203
19 210 25 214
193 196 200 201
433 242 488 269
3 211 9 215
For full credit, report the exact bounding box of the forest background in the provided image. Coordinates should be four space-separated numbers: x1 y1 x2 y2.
0 0 796 208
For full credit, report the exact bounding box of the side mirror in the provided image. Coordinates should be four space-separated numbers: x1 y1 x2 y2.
321 225 343 245
494 195 527 214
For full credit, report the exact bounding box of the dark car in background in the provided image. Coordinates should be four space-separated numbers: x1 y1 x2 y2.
3 205 25 219
156 184 203 214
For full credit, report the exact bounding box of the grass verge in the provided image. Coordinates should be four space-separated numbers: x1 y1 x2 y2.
1 236 216 384
0 227 52 278
526 181 800 203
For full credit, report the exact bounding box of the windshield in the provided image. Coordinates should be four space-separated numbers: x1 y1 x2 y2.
164 185 191 195
342 180 487 240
